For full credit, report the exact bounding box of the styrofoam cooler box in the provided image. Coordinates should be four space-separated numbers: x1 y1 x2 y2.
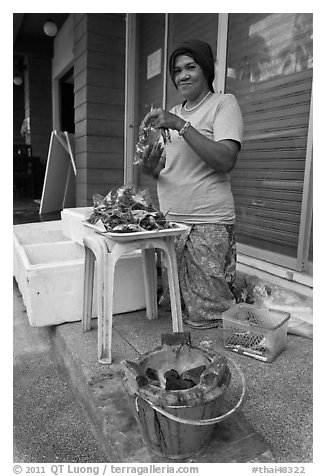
61 207 94 245
13 221 146 327
13 220 70 287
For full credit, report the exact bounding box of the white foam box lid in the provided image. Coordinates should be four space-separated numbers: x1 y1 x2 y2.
13 220 146 327
61 207 94 245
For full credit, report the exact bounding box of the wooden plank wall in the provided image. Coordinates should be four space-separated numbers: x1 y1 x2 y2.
73 13 126 206
26 55 52 163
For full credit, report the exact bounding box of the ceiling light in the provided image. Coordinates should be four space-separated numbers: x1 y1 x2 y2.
43 19 58 37
13 75 23 86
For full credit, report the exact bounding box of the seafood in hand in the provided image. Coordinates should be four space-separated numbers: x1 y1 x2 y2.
134 108 171 166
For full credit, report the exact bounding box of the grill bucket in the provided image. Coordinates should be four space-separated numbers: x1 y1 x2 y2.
130 394 225 458
123 341 245 459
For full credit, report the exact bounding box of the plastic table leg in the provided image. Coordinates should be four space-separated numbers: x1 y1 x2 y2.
83 235 184 364
141 248 158 320
160 237 184 333
82 244 95 332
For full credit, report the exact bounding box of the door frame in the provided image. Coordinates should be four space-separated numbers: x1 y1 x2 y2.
124 13 137 186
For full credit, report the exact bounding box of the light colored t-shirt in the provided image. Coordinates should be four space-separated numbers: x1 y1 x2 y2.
157 92 243 225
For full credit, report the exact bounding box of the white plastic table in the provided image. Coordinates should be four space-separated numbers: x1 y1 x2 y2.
82 228 187 364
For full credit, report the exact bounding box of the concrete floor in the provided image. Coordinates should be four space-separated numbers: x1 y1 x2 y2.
13 281 109 463
13 197 313 464
49 306 312 463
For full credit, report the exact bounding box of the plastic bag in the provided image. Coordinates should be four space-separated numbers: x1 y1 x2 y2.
235 274 313 339
133 109 171 166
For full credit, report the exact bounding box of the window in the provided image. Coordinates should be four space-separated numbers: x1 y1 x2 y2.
225 13 313 271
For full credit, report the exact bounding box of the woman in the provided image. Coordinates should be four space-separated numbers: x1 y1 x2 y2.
141 39 243 329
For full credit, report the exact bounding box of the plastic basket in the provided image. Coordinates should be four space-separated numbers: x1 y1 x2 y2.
221 304 290 363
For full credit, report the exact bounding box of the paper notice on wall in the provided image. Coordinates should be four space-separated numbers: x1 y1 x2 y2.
147 49 162 79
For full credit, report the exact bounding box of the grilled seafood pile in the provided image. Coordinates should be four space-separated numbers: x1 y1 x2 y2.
86 185 175 233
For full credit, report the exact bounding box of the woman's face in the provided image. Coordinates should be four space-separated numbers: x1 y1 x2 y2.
173 54 209 101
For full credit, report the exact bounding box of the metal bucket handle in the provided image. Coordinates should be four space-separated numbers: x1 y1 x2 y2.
135 354 246 426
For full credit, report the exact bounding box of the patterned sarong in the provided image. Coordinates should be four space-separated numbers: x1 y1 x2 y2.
161 224 237 323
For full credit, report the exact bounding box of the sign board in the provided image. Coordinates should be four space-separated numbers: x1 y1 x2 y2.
147 49 162 79
39 131 76 214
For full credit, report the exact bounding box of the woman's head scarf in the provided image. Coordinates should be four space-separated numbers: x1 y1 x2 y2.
169 39 215 92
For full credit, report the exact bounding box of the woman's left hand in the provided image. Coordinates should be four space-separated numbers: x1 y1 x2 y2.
144 108 184 131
